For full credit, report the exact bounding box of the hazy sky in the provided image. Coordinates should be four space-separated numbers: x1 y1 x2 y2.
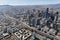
0 0 60 5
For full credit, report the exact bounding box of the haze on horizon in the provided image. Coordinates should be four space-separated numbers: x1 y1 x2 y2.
0 0 60 5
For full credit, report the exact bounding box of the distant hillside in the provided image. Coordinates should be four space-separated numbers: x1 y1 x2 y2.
0 4 60 18
41 4 60 8
0 4 60 11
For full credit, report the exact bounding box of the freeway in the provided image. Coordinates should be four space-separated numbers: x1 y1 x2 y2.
3 14 58 40
20 22 58 40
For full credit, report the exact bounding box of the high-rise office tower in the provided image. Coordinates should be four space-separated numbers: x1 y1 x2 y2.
54 12 59 22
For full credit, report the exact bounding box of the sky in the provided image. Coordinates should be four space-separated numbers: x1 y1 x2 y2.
0 0 60 5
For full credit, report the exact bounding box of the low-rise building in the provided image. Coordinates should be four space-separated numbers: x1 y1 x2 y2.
48 28 57 36
14 29 32 40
